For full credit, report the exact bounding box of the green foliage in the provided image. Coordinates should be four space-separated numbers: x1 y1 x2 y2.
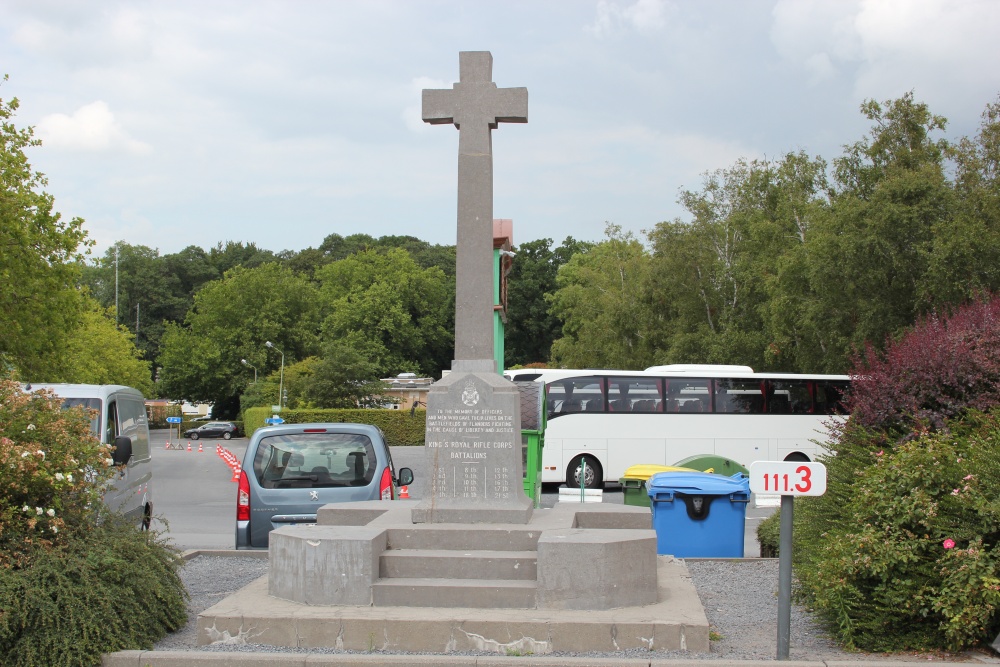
158 262 321 407
756 512 780 558
505 237 591 366
0 86 92 379
0 517 188 666
0 379 111 567
243 406 426 445
0 376 188 665
797 419 1000 651
316 247 452 377
49 297 153 394
549 224 656 369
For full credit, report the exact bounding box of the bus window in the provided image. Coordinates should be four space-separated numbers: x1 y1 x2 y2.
546 377 605 418
767 381 811 414
664 378 711 413
607 377 661 413
714 379 764 413
815 381 849 414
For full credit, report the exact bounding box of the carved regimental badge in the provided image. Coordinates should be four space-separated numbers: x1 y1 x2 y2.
461 382 480 407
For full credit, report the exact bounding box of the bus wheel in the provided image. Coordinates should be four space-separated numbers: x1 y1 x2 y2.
784 452 809 462
567 455 602 490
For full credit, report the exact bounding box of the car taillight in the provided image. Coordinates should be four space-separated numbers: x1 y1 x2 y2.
379 467 393 500
237 470 250 521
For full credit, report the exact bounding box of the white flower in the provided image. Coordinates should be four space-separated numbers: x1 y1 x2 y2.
21 451 29 458
46 508 55 517
22 505 30 513
36 450 45 459
26 424 35 430
55 473 65 481
105 458 114 466
51 526 58 534
35 507 43 515
66 473 74 483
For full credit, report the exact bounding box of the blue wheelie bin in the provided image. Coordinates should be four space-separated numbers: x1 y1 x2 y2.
647 471 750 558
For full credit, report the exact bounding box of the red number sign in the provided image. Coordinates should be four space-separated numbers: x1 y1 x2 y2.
749 461 827 497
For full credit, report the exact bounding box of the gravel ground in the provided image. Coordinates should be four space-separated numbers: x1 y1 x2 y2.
152 556 977 662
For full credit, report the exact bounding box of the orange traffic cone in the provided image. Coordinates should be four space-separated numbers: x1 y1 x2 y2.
187 442 192 452
231 464 241 482
398 485 410 499
164 441 170 450
198 443 203 453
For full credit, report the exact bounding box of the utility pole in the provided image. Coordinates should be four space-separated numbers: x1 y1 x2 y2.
115 244 119 322
135 302 140 343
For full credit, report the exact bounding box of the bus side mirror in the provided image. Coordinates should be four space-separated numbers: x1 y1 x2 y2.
112 436 133 465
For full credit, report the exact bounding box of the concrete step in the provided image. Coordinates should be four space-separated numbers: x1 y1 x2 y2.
380 549 537 580
372 577 537 608
385 526 540 552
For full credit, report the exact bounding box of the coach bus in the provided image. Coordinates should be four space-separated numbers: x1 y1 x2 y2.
505 365 850 489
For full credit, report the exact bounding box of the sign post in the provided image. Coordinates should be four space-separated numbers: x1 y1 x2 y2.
749 461 827 661
165 416 182 448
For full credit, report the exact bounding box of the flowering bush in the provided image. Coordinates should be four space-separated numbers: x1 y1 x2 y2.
800 417 1000 651
786 296 1000 652
0 377 188 666
0 378 114 568
847 296 1000 433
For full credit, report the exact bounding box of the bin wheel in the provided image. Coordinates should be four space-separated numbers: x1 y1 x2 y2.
567 455 603 489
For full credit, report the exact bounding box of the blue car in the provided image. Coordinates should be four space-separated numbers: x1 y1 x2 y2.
235 423 414 549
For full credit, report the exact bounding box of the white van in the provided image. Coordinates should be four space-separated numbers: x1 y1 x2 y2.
29 384 154 529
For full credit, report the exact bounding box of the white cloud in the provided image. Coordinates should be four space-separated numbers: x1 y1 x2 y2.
35 101 151 154
587 0 672 37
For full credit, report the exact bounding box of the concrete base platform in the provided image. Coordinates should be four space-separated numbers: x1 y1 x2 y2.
197 556 709 654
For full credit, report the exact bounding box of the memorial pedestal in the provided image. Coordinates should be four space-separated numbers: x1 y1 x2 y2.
412 363 532 524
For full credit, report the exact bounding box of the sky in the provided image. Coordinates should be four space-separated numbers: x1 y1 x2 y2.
3 0 999 259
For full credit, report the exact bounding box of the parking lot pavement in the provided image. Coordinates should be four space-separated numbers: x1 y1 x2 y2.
150 429 248 550
149 435 772 556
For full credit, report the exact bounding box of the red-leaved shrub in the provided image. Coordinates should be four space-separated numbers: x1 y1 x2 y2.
847 295 1000 432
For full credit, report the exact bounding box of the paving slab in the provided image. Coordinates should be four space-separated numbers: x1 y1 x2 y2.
195 556 707 654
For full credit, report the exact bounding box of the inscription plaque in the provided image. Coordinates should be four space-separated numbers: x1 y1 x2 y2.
412 368 532 524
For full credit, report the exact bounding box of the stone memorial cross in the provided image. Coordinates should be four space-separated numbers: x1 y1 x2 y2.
423 51 527 363
414 52 532 524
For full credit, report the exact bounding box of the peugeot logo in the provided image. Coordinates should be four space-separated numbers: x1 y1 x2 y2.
309 491 319 501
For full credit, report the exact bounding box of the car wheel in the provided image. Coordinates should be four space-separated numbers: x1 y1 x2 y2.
567 455 602 489
190 432 200 440
223 432 232 440
141 506 151 531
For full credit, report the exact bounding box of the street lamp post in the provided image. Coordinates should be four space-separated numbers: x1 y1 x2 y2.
265 341 285 412
241 359 257 383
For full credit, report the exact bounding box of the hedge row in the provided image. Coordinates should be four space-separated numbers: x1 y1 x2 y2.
242 407 426 446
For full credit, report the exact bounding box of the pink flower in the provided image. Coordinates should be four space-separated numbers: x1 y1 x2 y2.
951 489 960 496
943 539 955 550
963 474 974 481
876 450 884 457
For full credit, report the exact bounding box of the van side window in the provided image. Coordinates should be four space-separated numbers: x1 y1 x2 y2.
106 400 120 445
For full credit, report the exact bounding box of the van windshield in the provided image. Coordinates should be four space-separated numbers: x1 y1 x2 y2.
60 398 101 437
252 433 377 489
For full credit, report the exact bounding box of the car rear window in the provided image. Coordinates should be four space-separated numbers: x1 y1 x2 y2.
252 433 377 489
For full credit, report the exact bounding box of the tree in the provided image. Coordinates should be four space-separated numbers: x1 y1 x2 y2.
79 242 189 367
549 224 656 369
505 237 591 366
0 86 91 379
157 263 320 412
56 298 153 394
303 341 387 408
809 92 952 367
316 248 452 377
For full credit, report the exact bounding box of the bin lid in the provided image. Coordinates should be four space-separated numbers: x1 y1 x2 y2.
621 464 696 481
647 470 750 498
